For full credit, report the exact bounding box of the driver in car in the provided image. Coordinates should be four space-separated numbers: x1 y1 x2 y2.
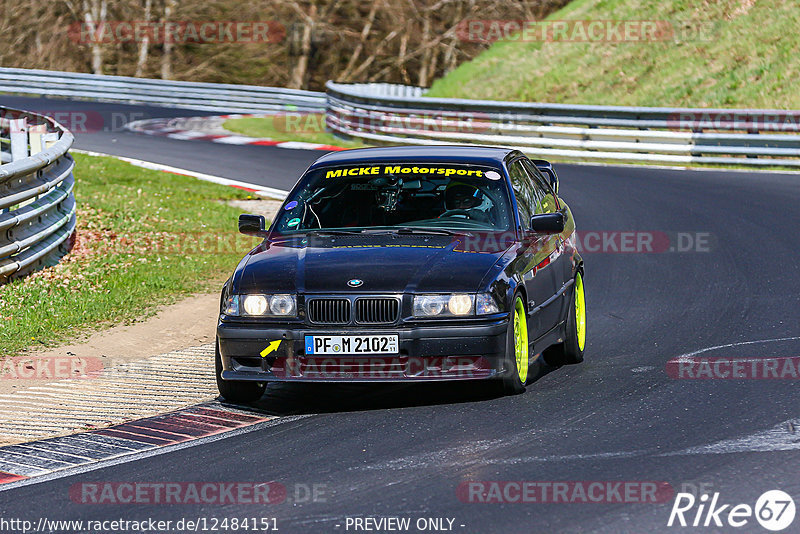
441 182 494 224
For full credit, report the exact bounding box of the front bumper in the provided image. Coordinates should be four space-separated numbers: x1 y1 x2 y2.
217 318 509 382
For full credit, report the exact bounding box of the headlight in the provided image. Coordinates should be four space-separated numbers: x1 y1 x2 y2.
224 294 297 317
475 293 501 315
414 295 447 316
269 294 296 316
413 294 474 317
224 294 240 316
413 293 501 317
243 295 268 315
448 294 473 315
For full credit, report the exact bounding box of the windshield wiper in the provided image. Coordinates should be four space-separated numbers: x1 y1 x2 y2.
306 227 470 237
392 227 467 236
305 229 364 236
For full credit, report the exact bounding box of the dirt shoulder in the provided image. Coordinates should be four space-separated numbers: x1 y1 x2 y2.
0 292 219 395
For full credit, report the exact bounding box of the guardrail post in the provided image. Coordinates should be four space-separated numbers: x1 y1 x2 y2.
10 118 28 161
29 124 47 155
42 132 59 149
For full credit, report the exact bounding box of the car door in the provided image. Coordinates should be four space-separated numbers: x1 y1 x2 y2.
521 158 570 331
508 159 559 339
528 159 574 284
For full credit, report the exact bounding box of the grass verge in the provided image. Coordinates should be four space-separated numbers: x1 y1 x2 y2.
427 0 800 109
0 153 262 356
223 114 367 148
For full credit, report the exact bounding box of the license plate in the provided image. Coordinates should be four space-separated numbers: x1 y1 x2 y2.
305 334 399 355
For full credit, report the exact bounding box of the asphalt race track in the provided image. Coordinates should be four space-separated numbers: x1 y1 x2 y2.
1 96 320 189
1 97 799 533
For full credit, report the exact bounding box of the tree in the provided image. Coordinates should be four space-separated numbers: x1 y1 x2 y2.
2 0 569 89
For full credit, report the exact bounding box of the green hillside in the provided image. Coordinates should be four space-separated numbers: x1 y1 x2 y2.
427 0 800 109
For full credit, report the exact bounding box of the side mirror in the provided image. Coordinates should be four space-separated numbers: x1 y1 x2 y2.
239 214 266 236
531 159 559 195
530 212 565 234
544 168 559 195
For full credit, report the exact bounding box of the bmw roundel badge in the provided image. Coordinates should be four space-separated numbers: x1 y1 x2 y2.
347 279 364 288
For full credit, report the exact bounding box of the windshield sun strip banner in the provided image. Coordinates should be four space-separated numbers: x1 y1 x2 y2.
323 165 502 180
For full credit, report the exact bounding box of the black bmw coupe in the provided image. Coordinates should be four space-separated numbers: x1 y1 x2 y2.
216 146 585 401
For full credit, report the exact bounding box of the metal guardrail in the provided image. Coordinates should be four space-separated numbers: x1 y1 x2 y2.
0 107 76 283
326 82 800 167
0 67 326 114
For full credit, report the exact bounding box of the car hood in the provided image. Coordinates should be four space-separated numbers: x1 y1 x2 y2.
236 234 512 294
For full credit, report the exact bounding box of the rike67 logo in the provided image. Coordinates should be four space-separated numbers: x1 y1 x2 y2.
668 490 796 531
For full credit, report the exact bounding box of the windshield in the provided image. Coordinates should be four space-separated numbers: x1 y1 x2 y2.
272 163 512 234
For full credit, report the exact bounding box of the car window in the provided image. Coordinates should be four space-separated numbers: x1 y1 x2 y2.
273 163 514 233
508 160 532 229
521 159 558 215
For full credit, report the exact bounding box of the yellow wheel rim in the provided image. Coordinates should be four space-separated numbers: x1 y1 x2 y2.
513 297 529 383
575 272 586 351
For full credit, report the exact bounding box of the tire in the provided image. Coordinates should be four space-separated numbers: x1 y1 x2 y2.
543 271 586 366
215 340 266 404
500 294 530 395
